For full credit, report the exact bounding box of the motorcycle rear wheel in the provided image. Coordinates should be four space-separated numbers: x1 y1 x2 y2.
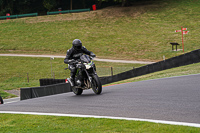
72 87 83 95
92 75 102 95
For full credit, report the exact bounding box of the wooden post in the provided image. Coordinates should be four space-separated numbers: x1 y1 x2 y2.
181 26 184 52
27 73 29 83
70 0 72 10
111 67 113 76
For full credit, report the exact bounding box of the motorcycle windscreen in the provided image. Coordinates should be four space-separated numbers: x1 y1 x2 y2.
80 55 91 63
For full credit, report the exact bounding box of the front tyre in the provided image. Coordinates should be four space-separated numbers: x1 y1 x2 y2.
92 75 102 95
72 87 83 95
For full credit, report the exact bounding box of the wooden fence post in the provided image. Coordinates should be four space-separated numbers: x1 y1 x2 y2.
27 73 29 83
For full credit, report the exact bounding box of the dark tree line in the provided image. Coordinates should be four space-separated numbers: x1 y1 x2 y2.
0 0 149 16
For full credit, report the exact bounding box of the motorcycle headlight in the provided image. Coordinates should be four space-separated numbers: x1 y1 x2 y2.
85 64 91 69
84 61 94 69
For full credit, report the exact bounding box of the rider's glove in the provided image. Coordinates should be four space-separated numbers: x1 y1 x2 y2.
90 53 96 58
68 59 77 65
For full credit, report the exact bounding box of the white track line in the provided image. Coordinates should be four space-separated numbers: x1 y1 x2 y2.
0 111 200 128
3 100 20 104
3 97 20 104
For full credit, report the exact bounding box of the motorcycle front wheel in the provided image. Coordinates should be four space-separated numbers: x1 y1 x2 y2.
72 87 83 95
92 75 102 95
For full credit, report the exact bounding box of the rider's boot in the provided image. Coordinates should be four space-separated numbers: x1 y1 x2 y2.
71 78 75 87
68 71 76 87
69 75 75 87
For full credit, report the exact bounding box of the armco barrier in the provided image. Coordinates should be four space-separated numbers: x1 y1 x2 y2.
100 49 200 84
47 10 69 15
17 13 38 18
0 15 17 19
20 83 71 100
69 8 90 13
39 79 65 86
21 49 200 100
39 49 200 86
47 8 90 15
0 13 38 19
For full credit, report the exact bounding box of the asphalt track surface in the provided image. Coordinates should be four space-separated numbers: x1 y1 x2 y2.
0 74 200 126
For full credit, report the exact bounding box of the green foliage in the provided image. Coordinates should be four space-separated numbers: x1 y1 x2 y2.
0 0 41 15
43 0 57 11
0 0 96 15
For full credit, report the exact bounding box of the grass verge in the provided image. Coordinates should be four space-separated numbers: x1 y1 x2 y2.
0 114 199 133
0 0 199 61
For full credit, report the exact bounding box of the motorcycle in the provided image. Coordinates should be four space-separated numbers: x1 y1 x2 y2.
65 54 102 95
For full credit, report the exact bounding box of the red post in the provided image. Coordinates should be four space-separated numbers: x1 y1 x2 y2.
181 26 184 52
58 8 62 14
92 4 96 11
175 27 188 53
6 13 10 20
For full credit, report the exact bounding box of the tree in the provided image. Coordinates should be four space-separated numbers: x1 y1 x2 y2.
5 0 15 14
122 0 131 7
43 0 57 11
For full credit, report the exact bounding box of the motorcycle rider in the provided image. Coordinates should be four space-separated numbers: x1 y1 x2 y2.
64 39 96 86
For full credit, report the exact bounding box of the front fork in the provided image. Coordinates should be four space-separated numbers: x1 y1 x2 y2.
84 67 97 87
84 69 92 83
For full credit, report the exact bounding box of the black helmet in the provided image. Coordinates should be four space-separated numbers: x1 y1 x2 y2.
72 39 82 50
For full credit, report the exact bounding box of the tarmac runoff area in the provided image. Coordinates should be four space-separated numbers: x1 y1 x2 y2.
0 54 154 64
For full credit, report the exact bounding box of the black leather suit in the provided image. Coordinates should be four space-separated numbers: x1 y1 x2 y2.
64 46 95 79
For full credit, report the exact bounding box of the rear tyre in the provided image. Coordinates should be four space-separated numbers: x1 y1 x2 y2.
72 87 83 95
0 96 3 104
92 75 102 95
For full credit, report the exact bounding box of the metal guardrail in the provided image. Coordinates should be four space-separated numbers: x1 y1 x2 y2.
0 8 90 19
39 49 200 86
0 15 17 19
47 8 90 15
0 13 38 19
21 49 200 100
17 13 38 18
47 10 70 15
69 8 90 13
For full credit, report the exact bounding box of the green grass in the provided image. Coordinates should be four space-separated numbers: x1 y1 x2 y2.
0 114 199 133
0 0 199 61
